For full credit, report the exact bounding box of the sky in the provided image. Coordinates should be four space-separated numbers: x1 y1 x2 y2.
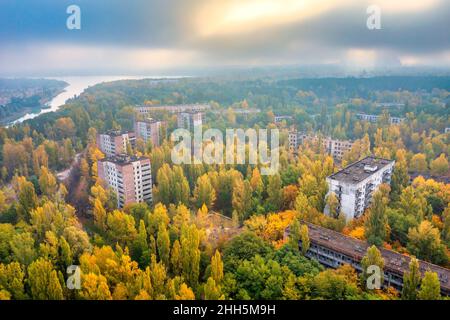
0 0 449 76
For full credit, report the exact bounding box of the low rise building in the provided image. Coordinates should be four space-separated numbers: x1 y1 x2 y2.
285 222 450 295
97 154 152 208
375 102 405 108
356 113 405 124
96 130 136 157
325 156 395 220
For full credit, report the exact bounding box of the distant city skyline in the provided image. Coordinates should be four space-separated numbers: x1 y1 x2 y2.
0 0 449 76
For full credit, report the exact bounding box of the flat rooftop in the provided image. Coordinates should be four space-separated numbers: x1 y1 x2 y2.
99 154 149 165
136 104 211 110
328 156 394 184
304 222 450 293
136 117 165 124
102 130 134 137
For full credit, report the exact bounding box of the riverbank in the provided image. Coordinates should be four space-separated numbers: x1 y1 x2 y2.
5 75 184 126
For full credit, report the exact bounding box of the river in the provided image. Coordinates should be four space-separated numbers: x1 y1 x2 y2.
8 75 183 126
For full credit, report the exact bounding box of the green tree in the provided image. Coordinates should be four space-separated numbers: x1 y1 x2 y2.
154 164 190 206
93 198 107 231
232 179 252 221
410 153 428 173
147 203 170 236
180 224 200 289
402 257 421 300
170 240 182 275
106 210 137 247
193 174 216 209
407 220 447 265
299 224 310 255
360 245 384 289
211 250 224 284
325 192 339 218
17 177 37 220
10 232 36 266
157 223 170 267
398 187 430 221
0 262 27 299
204 277 223 300
266 174 282 211
79 273 112 300
0 223 14 262
131 220 150 267
418 271 441 300
391 157 409 202
289 219 301 251
38 166 57 198
364 188 390 246
27 258 64 300
430 153 449 176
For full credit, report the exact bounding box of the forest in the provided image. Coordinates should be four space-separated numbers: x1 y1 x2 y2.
0 76 449 300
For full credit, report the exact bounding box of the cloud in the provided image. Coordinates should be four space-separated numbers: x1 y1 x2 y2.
0 0 449 75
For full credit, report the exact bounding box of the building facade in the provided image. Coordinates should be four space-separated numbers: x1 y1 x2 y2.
96 131 136 157
274 115 293 124
356 113 405 124
134 118 165 147
177 111 203 130
97 155 152 208
286 222 450 295
136 104 210 115
288 130 354 160
325 156 395 221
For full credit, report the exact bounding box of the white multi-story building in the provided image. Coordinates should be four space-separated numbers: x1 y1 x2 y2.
98 155 152 208
325 156 395 221
136 104 210 115
288 130 353 160
134 118 166 147
356 113 405 125
177 111 203 130
274 115 293 123
96 130 136 157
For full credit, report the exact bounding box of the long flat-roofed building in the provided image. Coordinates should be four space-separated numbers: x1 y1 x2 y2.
96 130 136 157
325 156 395 220
356 113 405 124
134 118 166 147
274 115 293 124
286 222 450 295
136 104 210 115
98 154 152 208
289 130 354 160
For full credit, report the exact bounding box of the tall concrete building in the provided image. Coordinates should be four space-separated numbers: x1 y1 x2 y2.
289 130 353 160
177 111 203 130
134 118 165 147
97 154 152 208
325 156 395 221
96 130 136 157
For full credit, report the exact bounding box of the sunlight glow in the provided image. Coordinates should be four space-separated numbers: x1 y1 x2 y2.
194 0 442 38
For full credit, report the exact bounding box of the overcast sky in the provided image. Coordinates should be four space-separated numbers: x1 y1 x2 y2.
0 0 449 76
